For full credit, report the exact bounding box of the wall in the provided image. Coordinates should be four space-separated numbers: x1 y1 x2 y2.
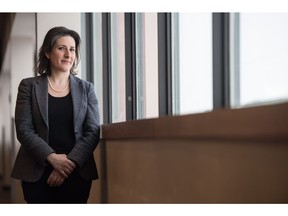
8 13 36 203
91 102 288 203
10 36 35 203
98 139 288 203
0 13 36 194
0 71 12 189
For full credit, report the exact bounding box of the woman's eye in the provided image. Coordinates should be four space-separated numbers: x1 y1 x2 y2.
70 48 75 52
58 47 65 50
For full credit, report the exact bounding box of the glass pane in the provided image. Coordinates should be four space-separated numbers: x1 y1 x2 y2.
92 13 104 124
172 13 213 115
111 13 126 122
231 13 288 107
135 13 145 119
135 13 159 119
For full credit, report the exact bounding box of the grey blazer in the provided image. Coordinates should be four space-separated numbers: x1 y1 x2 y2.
11 74 100 182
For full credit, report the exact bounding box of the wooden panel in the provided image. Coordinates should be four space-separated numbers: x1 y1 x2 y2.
88 103 288 203
100 139 288 203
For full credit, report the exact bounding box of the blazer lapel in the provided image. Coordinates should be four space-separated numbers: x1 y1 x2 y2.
70 75 83 127
35 75 49 127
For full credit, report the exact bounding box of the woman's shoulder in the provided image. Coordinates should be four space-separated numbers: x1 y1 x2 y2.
71 75 93 87
21 74 46 83
19 75 44 88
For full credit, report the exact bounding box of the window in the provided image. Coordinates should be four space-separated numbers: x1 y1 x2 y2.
92 13 104 124
135 13 159 119
89 12 288 125
172 13 213 115
110 13 126 123
230 13 288 107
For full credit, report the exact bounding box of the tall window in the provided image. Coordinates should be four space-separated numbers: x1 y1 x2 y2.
92 13 104 124
135 13 159 119
230 13 288 107
172 13 213 115
110 13 126 123
90 13 288 125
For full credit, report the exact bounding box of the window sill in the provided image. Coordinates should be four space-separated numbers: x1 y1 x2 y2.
101 102 288 142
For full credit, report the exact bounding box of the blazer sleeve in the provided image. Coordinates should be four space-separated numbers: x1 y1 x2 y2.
15 78 55 166
67 82 100 168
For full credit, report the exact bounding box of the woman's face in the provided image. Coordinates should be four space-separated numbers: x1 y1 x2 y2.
46 35 76 74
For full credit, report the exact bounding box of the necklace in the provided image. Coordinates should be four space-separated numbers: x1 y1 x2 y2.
48 77 70 93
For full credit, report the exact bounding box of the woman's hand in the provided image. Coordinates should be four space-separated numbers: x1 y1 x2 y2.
47 169 65 187
47 153 76 178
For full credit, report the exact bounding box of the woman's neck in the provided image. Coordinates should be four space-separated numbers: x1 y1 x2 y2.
49 72 70 84
48 72 70 97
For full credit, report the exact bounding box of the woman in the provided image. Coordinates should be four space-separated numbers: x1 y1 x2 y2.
11 26 100 203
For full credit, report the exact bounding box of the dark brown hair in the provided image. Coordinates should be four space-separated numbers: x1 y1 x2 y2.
35 26 81 75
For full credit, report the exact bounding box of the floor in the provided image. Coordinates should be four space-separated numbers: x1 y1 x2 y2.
0 176 11 203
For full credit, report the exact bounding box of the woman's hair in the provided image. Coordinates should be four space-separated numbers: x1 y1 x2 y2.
35 26 81 75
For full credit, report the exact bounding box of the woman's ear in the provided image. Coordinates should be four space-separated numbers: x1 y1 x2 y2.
45 52 50 59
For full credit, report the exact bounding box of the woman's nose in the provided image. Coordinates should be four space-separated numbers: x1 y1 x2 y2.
64 49 71 57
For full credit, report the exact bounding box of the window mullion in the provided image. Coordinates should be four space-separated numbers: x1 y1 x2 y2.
102 13 112 124
125 13 137 120
212 13 230 109
158 13 172 116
